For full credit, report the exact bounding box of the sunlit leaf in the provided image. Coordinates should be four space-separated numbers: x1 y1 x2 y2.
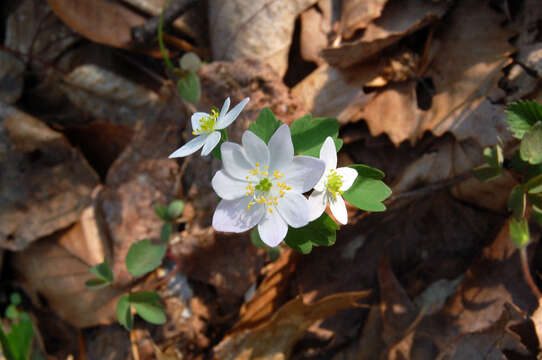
505 100 542 139
89 260 114 284
248 108 281 144
343 167 391 212
130 291 166 325
290 115 342 157
520 122 542 164
509 217 530 248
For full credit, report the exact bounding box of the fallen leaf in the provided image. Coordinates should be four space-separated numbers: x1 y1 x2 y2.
0 103 99 250
358 0 515 146
340 0 388 39
209 0 318 77
322 0 450 68
12 218 122 328
299 7 329 64
0 51 23 104
47 0 145 49
213 291 370 360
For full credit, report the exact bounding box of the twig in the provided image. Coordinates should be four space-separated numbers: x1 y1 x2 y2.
520 247 542 299
131 0 197 46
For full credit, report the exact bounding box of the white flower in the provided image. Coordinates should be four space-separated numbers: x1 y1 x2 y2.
169 97 250 158
211 125 325 247
308 137 358 225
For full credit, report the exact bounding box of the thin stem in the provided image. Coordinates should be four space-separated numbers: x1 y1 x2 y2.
157 1 176 73
520 247 542 299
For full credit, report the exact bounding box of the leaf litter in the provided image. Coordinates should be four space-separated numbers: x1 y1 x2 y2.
2 0 542 358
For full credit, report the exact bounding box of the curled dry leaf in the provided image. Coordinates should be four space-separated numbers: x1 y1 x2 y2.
47 0 145 49
209 0 318 77
0 103 99 250
340 0 388 39
12 203 121 328
213 291 370 360
322 0 450 68
358 0 515 146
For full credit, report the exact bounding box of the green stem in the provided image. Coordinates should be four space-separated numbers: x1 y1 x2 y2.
158 0 175 72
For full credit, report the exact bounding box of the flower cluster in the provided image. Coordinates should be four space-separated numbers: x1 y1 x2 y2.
169 98 358 247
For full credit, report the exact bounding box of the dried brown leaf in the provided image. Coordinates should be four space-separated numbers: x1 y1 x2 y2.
13 219 121 328
47 0 145 49
358 1 514 146
209 0 318 77
213 291 370 360
300 7 329 64
0 103 99 250
322 0 450 68
340 0 388 39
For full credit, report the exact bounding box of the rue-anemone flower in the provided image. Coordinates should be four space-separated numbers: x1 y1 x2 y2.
169 97 250 158
308 137 358 225
211 125 325 247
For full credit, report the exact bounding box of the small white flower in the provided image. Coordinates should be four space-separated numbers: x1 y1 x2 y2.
169 97 250 158
211 125 325 247
308 137 358 225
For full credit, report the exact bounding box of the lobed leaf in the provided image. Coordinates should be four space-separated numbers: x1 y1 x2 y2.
117 295 133 330
130 291 166 325
520 122 542 165
284 213 339 254
343 167 391 212
155 205 169 221
89 260 114 284
248 108 281 144
290 115 342 157
177 71 201 104
505 100 542 139
126 239 166 277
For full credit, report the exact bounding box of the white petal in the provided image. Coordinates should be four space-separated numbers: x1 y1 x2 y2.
329 195 348 225
313 170 328 192
242 130 269 167
220 97 231 118
216 97 249 129
211 170 248 200
276 191 309 228
320 136 337 171
201 131 221 156
168 135 206 158
268 124 293 172
221 142 254 180
337 167 358 192
258 210 288 247
213 197 264 233
191 112 208 133
307 190 327 222
282 156 326 193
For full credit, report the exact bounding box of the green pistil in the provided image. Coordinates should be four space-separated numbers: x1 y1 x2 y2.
325 170 343 199
255 178 272 192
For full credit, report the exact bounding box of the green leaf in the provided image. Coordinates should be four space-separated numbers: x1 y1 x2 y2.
89 260 114 284
167 200 185 219
529 193 542 212
520 122 542 165
290 115 342 157
85 278 110 290
117 295 133 330
5 304 19 320
126 239 166 277
343 167 391 212
248 108 281 144
508 185 526 220
6 316 34 360
155 205 169 221
284 213 339 254
483 145 503 168
10 293 21 306
473 166 503 182
250 228 267 249
130 291 166 325
523 173 542 194
509 217 530 248
177 71 201 104
0 326 16 360
160 222 172 244
505 100 542 139
179 52 201 72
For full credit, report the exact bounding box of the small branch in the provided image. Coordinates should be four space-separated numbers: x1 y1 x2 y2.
131 0 197 46
520 247 542 299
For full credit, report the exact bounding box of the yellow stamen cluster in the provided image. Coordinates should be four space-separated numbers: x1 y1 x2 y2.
276 182 291 198
273 170 284 179
325 169 344 199
192 109 219 135
247 195 279 212
248 163 270 177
